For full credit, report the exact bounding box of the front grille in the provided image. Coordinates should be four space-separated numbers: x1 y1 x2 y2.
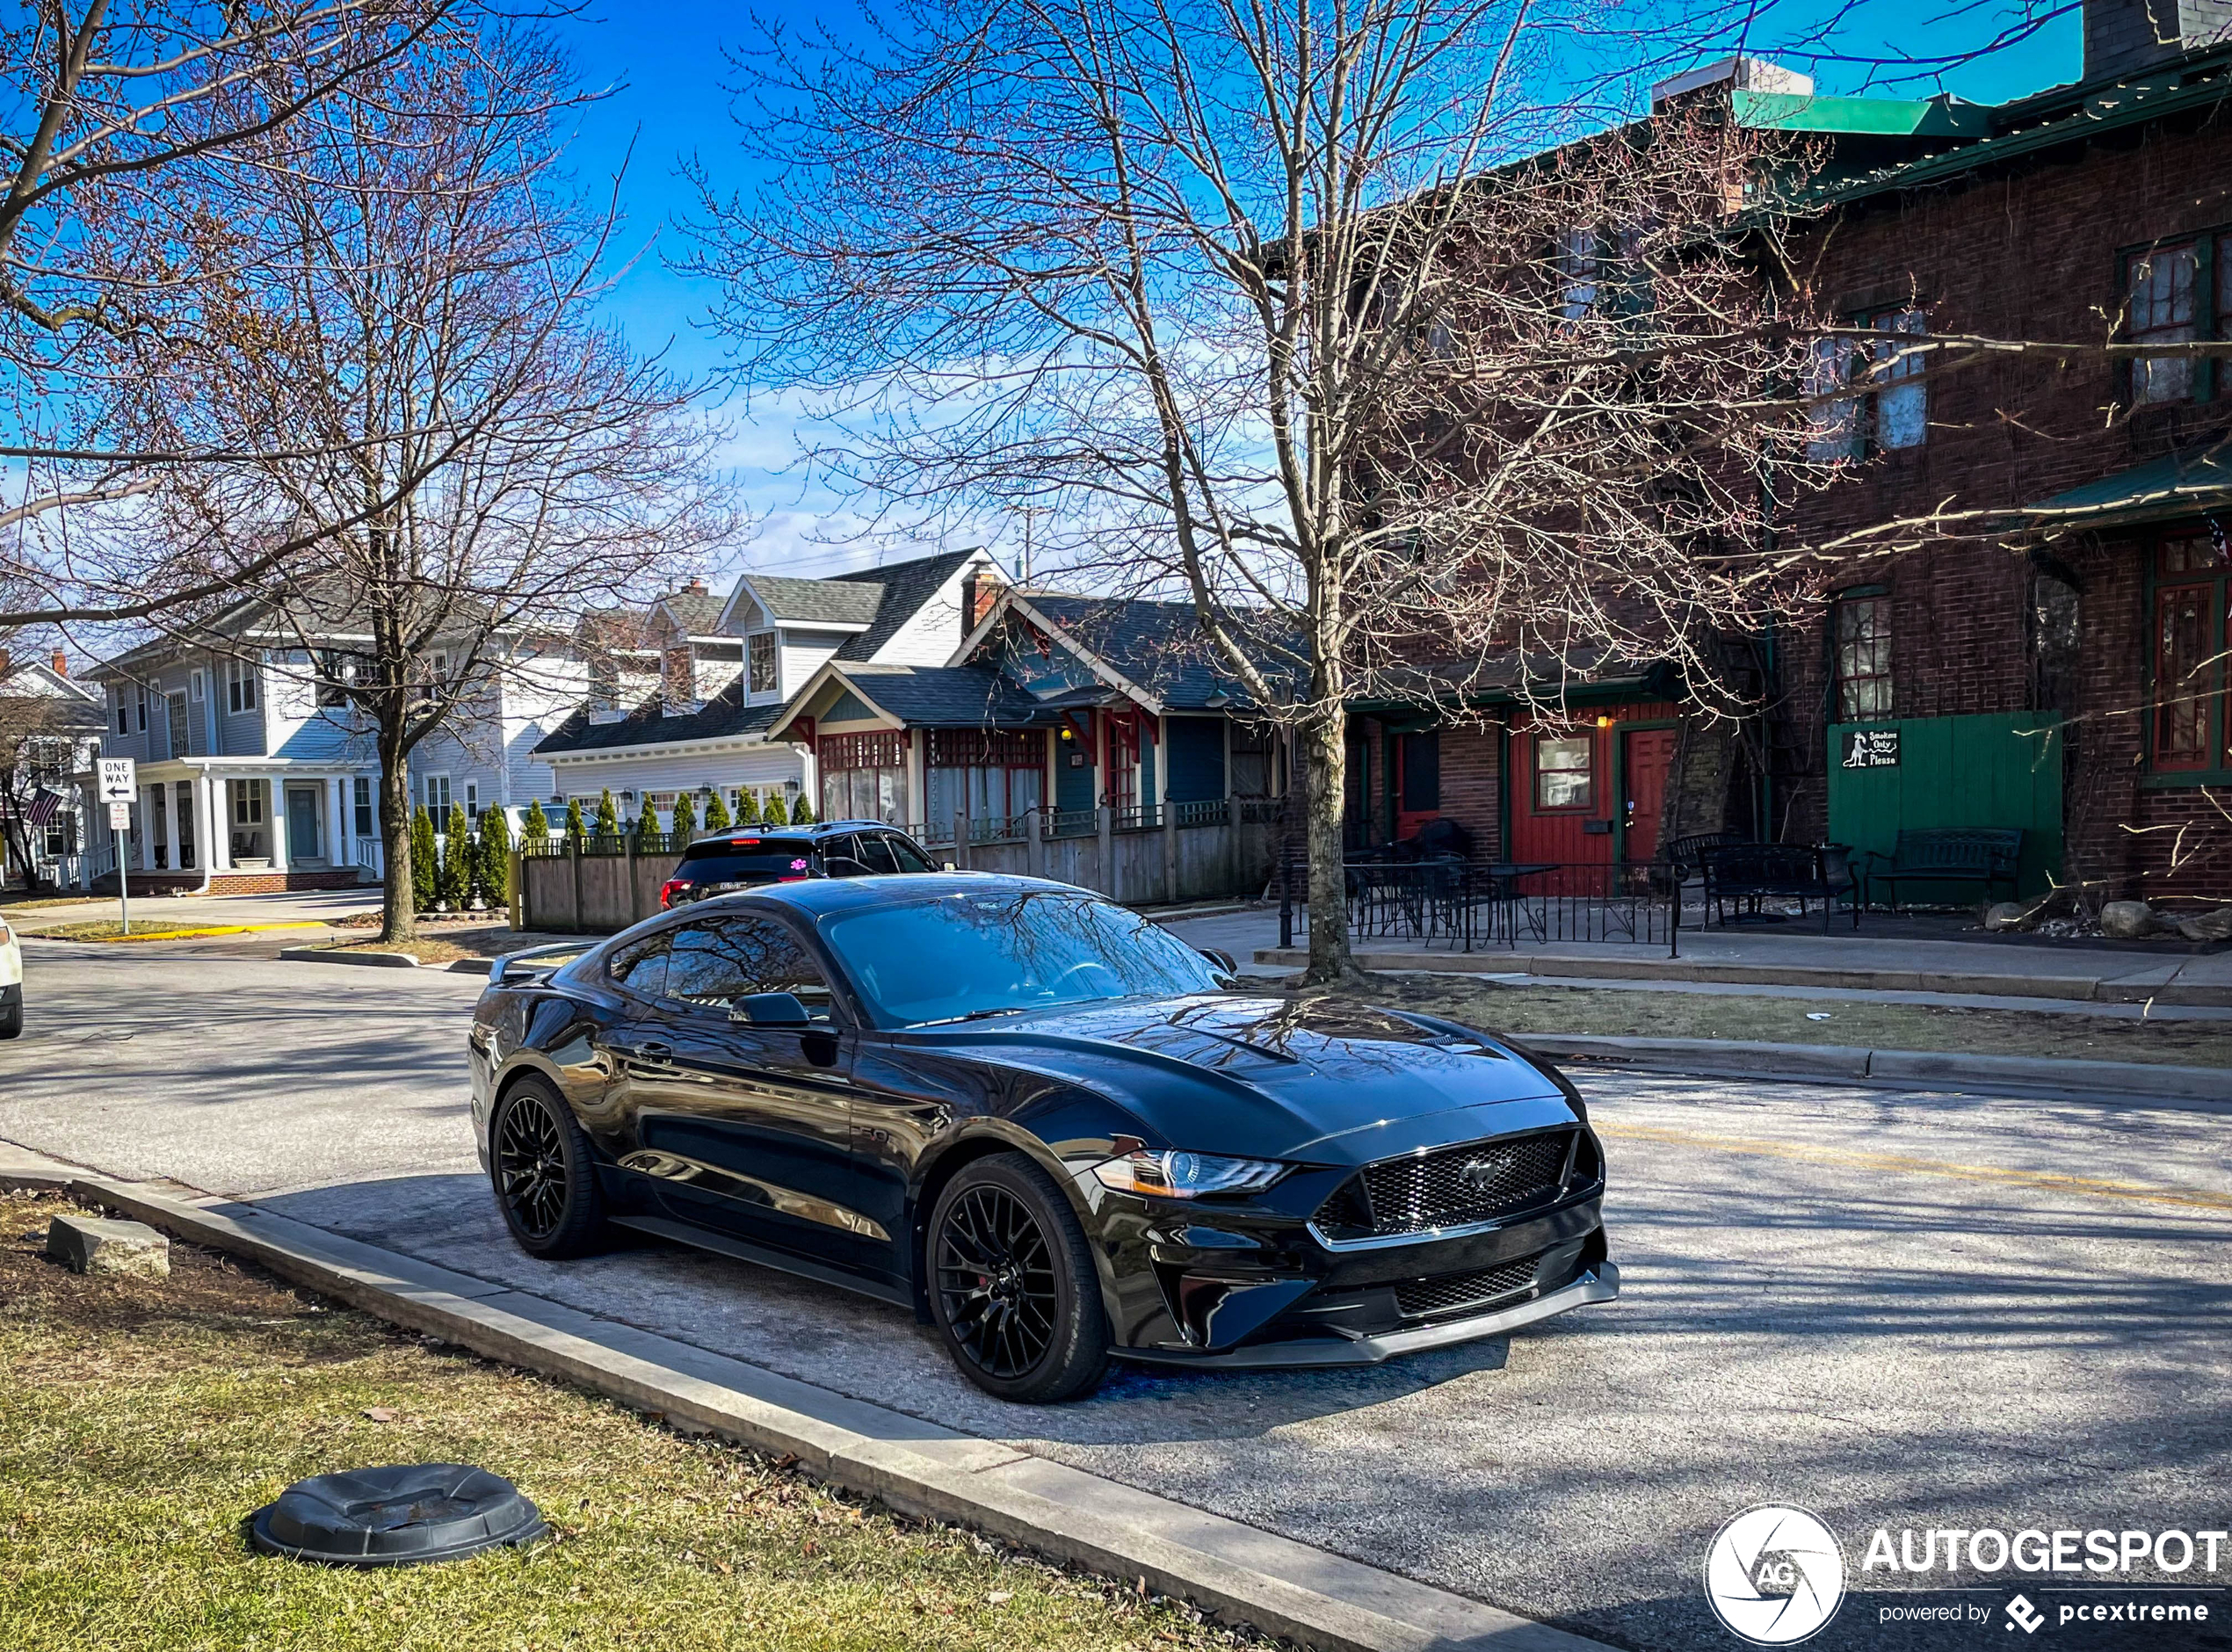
1315 1130 1576 1241
1394 1254 1542 1322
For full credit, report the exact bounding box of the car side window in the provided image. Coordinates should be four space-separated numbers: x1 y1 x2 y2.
662 917 835 1021
605 934 669 1000
821 832 870 877
856 834 900 874
884 833 936 873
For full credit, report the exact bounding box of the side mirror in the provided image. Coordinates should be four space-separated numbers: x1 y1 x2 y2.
1197 946 1239 975
941 860 957 872
731 991 810 1027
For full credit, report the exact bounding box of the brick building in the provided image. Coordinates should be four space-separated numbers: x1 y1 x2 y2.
1776 18 2232 904
1354 12 2232 906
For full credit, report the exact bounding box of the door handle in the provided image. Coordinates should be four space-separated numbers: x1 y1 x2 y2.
610 1039 674 1067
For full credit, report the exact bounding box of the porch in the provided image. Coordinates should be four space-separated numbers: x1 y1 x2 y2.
88 760 379 892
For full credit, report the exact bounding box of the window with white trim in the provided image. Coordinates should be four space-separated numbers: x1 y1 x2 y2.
226 657 257 714
424 774 452 815
748 632 778 694
353 777 375 838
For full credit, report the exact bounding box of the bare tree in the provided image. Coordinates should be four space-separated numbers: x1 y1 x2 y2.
689 0 1841 982
110 17 728 941
0 0 462 623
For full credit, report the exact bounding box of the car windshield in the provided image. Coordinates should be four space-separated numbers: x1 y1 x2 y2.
822 888 1220 1026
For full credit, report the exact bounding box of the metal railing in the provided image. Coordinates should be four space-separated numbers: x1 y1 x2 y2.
1278 857 1680 957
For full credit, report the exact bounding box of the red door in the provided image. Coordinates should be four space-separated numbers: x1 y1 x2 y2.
1620 728 1677 864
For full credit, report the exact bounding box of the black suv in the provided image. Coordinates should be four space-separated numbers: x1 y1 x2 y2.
658 820 943 909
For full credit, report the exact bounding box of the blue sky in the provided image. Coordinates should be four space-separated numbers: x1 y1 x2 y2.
545 1 2088 584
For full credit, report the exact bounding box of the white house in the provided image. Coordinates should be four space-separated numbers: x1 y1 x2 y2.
83 601 591 892
0 648 104 890
533 549 1003 823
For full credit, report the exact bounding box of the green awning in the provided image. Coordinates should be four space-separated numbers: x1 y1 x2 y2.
2024 447 2232 531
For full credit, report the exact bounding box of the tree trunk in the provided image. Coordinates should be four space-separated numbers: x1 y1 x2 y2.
376 720 416 944
1298 706 1359 985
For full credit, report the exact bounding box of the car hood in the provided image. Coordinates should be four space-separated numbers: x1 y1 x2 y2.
931 994 1574 1162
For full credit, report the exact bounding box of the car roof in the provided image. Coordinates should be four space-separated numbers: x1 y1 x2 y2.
680 820 913 853
693 872 1082 917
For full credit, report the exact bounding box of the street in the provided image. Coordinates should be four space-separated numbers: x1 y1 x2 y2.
7 937 2230 1651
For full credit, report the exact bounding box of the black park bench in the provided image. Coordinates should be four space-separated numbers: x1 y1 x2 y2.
1700 843 1862 933
1864 828 2025 912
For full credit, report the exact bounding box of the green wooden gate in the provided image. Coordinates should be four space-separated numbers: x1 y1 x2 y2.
1826 712 2064 899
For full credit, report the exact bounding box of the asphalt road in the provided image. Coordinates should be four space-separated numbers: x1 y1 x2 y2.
6 938 2230 1652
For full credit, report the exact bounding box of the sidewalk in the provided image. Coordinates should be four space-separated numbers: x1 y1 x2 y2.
1168 908 2232 1009
7 885 380 936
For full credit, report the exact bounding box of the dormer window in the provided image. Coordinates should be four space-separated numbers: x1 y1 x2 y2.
749 632 778 694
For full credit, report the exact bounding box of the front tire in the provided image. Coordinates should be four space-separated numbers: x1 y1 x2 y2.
490 1077 607 1259
0 991 19 1040
928 1153 1108 1404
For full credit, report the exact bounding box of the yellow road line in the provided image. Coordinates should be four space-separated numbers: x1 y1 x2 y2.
1597 1120 2232 1214
36 920 332 943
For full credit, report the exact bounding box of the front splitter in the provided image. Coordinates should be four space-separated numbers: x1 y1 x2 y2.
1113 1262 1620 1370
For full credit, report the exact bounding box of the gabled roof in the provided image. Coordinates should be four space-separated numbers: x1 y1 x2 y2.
0 659 105 731
743 575 887 630
827 547 982 660
958 590 1296 714
777 663 1049 737
720 548 988 657
656 586 726 637
533 677 786 758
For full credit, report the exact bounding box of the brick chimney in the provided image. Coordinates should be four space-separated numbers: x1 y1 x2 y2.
960 560 1004 641
51 648 67 676
2085 0 2232 80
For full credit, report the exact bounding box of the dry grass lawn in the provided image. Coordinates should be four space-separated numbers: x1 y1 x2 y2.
0 1191 1257 1652
1365 976 2232 1069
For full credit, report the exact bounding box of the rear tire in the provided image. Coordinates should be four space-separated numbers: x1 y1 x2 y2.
928 1153 1108 1404
0 994 19 1040
489 1077 607 1259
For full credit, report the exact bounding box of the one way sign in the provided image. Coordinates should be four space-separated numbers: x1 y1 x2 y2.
97 757 136 803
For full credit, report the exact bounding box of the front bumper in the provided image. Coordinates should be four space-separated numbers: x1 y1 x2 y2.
1114 1260 1619 1368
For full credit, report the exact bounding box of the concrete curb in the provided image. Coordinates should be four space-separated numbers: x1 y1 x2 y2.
1250 946 2232 1009
3 1152 1607 1652
276 945 493 975
1515 1033 2232 1103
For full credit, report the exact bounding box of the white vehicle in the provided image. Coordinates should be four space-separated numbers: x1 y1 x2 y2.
0 915 18 1038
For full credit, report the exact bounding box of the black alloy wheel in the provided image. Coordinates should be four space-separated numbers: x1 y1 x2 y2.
490 1078 606 1259
929 1154 1108 1404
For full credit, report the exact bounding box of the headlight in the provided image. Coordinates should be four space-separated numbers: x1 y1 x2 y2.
1091 1150 1287 1199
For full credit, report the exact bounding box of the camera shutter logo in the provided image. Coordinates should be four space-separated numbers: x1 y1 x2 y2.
1702 1505 1845 1646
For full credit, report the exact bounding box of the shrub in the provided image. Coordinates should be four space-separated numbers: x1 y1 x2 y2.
440 803 472 909
563 798 586 843
409 807 438 913
671 790 698 841
593 787 620 839
703 790 731 832
788 793 815 825
761 791 789 826
521 799 550 844
734 788 761 827
479 806 513 907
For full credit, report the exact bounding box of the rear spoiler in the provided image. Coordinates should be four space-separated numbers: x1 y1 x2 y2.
489 941 594 988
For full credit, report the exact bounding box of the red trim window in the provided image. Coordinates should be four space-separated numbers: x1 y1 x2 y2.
2153 533 2228 771
1105 713 1141 813
2127 242 2199 405
1533 731 1594 812
819 729 908 823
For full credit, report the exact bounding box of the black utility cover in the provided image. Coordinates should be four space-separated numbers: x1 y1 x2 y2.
250 1464 547 1567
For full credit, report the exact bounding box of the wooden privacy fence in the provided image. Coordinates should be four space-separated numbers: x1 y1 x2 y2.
515 801 1286 935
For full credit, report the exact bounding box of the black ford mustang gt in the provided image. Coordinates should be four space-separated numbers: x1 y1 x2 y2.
467 874 1617 1402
